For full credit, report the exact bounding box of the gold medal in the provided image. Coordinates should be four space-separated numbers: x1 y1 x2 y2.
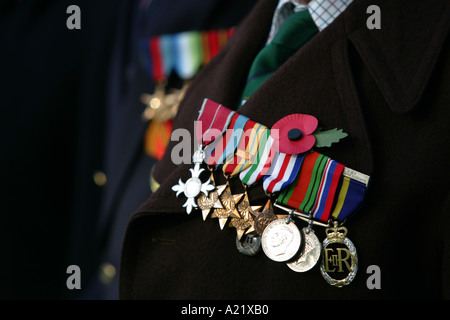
211 183 244 230
196 169 222 220
229 191 262 240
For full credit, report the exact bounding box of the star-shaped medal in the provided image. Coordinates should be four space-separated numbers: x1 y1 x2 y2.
230 192 263 240
211 184 244 230
140 82 182 122
251 199 278 236
196 171 223 220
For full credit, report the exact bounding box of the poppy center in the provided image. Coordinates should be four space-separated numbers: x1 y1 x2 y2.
287 128 303 141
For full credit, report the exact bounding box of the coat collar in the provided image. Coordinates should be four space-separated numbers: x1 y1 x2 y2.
344 0 450 114
141 0 450 215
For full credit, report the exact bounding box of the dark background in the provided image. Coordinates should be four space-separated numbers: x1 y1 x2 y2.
0 0 121 300
0 0 258 300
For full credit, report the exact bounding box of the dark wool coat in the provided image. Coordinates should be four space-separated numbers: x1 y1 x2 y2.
120 0 450 299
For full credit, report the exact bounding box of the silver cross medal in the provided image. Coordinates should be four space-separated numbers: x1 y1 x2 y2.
172 145 215 214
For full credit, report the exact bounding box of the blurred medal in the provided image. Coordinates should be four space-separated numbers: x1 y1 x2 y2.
236 234 261 256
141 29 235 160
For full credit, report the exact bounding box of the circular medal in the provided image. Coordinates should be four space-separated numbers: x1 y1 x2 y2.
287 228 321 272
236 235 261 256
320 222 358 287
261 219 302 262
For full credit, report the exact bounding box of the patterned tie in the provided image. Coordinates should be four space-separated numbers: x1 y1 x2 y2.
240 7 319 102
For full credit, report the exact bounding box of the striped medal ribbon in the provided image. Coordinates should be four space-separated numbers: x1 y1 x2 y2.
277 151 343 222
142 29 234 160
277 151 369 223
239 130 277 186
262 152 305 194
204 113 249 168
196 99 236 147
330 172 369 222
222 120 267 178
140 28 235 83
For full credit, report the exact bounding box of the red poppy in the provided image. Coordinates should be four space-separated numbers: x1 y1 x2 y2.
271 114 318 154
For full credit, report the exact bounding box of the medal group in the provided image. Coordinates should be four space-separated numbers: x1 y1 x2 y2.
172 99 370 287
139 28 235 160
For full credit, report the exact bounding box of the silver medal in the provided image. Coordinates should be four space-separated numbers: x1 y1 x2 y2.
172 146 215 214
261 219 302 262
287 228 321 272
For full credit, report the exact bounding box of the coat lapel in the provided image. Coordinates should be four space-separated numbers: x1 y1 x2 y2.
346 0 450 114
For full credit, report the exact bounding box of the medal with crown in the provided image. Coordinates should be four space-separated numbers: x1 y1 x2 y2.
320 221 358 287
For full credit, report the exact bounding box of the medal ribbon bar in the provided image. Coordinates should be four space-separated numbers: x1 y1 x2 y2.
204 113 249 167
196 99 236 146
262 152 305 194
239 130 276 186
222 120 265 177
141 28 235 82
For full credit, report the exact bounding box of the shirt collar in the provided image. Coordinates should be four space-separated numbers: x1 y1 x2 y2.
267 0 353 43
